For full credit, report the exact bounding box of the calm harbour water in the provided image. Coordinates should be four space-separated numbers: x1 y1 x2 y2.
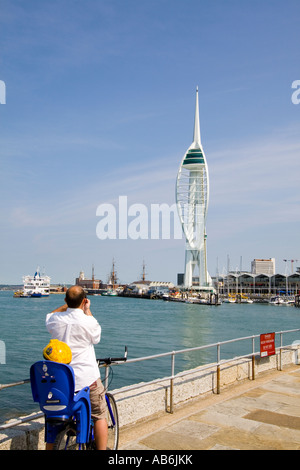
0 290 299 422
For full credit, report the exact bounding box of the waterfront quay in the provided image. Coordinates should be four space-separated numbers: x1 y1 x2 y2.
1 342 300 450
120 365 300 450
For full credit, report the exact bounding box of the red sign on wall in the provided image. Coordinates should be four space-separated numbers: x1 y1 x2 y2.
260 332 275 357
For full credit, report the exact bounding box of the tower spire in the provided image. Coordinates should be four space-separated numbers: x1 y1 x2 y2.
176 88 211 290
193 86 201 147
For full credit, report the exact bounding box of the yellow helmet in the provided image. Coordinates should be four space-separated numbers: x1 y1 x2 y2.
43 339 72 364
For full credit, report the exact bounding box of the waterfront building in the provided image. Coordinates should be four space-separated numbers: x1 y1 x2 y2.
215 271 300 297
75 267 102 290
50 285 67 293
251 258 275 275
176 88 211 290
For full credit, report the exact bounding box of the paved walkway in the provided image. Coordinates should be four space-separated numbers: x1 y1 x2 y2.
119 365 300 450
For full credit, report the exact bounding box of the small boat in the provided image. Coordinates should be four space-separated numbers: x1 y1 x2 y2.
102 289 118 296
224 294 253 304
162 295 185 302
269 296 286 305
241 298 254 304
13 290 30 298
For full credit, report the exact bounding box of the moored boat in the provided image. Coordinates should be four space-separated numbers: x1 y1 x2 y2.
13 290 30 298
102 289 118 296
269 296 287 305
22 268 50 297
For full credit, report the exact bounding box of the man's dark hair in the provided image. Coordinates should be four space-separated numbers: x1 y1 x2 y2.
65 286 86 308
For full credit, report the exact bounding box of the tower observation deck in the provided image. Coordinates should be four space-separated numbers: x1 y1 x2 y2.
176 88 212 290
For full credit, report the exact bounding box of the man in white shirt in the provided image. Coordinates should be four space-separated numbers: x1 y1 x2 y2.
45 285 108 450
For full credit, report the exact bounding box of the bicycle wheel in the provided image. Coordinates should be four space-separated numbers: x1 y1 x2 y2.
106 393 119 450
53 424 82 450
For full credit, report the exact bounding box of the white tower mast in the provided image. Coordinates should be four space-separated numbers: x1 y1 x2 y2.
176 88 211 289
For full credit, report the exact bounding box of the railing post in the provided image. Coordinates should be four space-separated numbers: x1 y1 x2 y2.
279 331 283 371
217 343 221 394
252 336 255 381
169 352 175 413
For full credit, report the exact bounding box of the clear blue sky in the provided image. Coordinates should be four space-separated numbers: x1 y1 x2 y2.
1 0 299 285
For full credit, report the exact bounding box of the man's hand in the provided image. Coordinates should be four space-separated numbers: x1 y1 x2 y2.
83 298 93 316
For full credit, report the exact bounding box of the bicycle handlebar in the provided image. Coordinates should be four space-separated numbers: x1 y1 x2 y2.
97 346 128 367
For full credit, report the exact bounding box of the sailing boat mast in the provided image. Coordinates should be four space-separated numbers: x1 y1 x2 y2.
141 259 147 282
110 258 118 289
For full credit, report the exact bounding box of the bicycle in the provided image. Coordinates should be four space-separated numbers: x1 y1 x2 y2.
30 347 127 450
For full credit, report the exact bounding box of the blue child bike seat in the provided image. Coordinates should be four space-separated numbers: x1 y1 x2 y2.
30 360 91 444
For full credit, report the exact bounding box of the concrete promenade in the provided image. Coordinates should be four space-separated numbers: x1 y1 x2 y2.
119 365 300 450
1 354 299 450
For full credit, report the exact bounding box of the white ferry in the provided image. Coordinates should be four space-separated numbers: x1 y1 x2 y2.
22 269 50 297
